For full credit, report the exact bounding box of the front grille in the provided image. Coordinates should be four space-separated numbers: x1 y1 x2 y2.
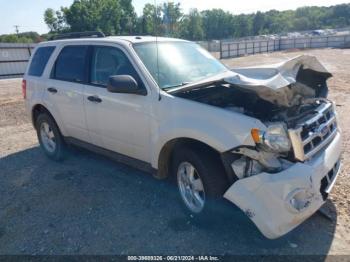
289 101 338 161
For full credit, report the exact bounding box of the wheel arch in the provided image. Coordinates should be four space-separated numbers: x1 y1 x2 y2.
31 104 66 136
156 137 228 180
32 104 53 127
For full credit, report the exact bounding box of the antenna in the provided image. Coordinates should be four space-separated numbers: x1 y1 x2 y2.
154 0 161 101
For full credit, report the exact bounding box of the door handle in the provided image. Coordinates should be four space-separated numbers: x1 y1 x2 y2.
47 87 57 94
87 95 102 103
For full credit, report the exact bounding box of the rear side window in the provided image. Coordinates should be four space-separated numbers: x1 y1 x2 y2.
28 46 55 77
52 45 88 83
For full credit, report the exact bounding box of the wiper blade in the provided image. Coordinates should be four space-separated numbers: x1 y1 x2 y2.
168 78 225 94
162 82 191 91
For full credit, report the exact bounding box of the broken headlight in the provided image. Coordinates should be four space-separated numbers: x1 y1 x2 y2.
251 123 291 153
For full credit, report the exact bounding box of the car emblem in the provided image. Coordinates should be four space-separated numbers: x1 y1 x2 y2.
317 124 329 137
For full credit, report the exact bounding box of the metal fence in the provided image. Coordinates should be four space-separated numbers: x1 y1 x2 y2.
220 34 350 59
0 43 36 78
1 35 350 78
197 41 221 52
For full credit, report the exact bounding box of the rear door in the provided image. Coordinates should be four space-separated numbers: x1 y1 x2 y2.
24 46 56 113
45 45 90 141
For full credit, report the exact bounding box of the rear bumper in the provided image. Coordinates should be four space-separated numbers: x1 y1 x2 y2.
224 131 342 239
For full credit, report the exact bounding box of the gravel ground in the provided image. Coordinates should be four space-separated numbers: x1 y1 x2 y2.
0 49 349 255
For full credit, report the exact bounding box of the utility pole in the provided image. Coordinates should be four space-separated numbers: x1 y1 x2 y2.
14 25 20 35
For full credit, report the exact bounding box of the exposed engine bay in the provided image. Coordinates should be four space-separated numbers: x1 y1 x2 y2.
174 82 328 125
172 55 336 180
173 57 332 126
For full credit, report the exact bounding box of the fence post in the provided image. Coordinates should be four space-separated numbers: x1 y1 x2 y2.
310 37 313 49
219 40 223 59
259 41 261 53
228 43 231 58
326 36 329 48
279 38 281 51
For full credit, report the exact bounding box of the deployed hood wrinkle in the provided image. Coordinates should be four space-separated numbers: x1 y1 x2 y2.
225 55 332 107
171 55 332 108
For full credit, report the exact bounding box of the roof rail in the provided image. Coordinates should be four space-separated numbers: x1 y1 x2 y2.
49 31 105 41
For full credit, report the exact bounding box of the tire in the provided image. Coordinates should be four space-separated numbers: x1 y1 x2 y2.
171 146 229 217
35 113 66 161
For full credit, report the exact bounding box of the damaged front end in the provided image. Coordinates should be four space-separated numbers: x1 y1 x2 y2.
223 133 341 239
171 55 342 239
222 97 342 239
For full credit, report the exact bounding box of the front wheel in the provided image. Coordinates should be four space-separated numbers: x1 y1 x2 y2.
177 161 206 213
172 147 229 216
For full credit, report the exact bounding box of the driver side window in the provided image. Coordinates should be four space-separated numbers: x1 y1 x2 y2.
90 46 143 87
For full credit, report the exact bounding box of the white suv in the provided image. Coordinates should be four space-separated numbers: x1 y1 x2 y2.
23 34 342 239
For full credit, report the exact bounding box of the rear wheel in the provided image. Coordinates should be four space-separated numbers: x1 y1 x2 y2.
36 113 66 161
172 146 229 216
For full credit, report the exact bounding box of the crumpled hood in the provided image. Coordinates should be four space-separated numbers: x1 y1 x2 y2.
225 55 332 107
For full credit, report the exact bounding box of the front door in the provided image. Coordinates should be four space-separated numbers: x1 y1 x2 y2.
84 45 152 163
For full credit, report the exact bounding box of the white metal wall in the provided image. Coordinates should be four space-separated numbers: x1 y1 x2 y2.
220 35 350 59
0 43 36 78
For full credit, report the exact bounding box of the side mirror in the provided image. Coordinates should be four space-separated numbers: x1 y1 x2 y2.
107 75 146 95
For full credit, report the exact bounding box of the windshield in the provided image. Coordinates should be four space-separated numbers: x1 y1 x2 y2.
133 41 228 89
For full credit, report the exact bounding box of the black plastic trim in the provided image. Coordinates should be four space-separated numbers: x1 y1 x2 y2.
49 31 105 41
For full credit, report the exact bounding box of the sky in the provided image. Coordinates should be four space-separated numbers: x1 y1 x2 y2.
0 0 349 35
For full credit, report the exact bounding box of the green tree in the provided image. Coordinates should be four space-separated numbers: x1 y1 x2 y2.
161 2 183 36
56 0 136 35
201 9 234 39
0 34 19 43
44 8 58 32
139 3 161 35
63 0 120 34
41 2 350 40
252 11 266 35
232 14 253 37
44 8 67 33
0 33 35 43
330 4 350 27
119 0 137 34
179 9 204 40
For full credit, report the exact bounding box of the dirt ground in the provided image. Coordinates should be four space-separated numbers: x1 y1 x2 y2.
0 48 349 255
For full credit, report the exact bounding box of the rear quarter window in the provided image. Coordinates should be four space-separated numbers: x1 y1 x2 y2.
28 46 55 77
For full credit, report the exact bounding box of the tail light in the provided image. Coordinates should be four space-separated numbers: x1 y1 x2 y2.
22 79 26 99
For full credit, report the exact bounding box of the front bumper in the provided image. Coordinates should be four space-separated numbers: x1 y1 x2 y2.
224 131 342 239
